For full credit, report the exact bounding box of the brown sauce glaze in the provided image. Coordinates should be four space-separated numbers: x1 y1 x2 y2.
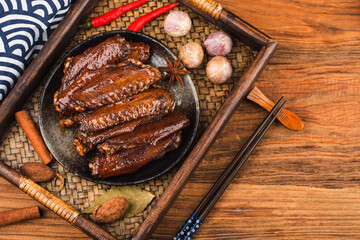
55 68 108 114
60 35 130 92
71 63 161 111
129 42 150 63
59 110 93 128
89 132 182 178
55 60 160 114
78 88 175 133
98 110 190 155
73 113 165 156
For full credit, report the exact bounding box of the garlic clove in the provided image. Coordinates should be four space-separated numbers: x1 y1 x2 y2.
204 31 233 56
206 56 233 84
164 11 192 37
179 42 204 69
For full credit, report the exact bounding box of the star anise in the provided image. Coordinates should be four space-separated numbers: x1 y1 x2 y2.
159 58 191 88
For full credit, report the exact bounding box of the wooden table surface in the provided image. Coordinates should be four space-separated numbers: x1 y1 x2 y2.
1 0 360 239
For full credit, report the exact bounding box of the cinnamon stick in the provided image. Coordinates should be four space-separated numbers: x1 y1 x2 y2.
15 110 52 165
0 206 41 226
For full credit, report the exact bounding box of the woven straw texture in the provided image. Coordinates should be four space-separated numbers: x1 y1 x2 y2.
0 0 255 238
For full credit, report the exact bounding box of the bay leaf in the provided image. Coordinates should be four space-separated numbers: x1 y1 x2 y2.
83 185 155 218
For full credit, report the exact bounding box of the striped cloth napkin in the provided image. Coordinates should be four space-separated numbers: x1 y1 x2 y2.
0 0 72 105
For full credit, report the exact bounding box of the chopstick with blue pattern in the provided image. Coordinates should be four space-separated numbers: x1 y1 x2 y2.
174 97 286 240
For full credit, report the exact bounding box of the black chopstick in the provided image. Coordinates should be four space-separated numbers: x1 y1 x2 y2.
173 97 286 240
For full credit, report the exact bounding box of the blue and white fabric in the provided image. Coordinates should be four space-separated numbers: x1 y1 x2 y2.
0 0 72 105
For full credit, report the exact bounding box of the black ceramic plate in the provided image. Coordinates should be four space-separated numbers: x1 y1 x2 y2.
39 31 199 185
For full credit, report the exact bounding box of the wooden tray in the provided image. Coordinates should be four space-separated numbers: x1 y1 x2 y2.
0 0 277 239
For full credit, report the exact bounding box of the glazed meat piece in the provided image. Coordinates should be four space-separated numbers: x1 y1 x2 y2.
70 62 161 111
57 39 151 97
89 132 182 178
73 114 165 156
98 111 190 155
54 61 132 114
60 35 130 92
54 60 161 114
128 42 150 63
79 88 176 133
55 68 109 114
59 111 92 128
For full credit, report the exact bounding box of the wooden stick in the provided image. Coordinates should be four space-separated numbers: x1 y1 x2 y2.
0 160 117 240
0 206 41 226
247 87 304 131
15 110 52 165
0 0 98 140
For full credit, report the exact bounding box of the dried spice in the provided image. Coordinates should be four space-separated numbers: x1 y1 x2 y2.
20 162 55 182
0 207 41 226
160 58 190 88
93 197 129 223
20 162 65 192
83 185 155 218
127 2 179 31
15 110 52 165
81 0 149 29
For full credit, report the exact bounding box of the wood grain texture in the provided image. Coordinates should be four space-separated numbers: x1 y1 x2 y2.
151 0 360 239
133 42 277 239
0 161 116 240
0 177 88 240
154 184 360 239
1 0 360 239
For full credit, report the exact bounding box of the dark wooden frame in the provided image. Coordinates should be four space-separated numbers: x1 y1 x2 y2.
0 0 277 239
133 1 277 238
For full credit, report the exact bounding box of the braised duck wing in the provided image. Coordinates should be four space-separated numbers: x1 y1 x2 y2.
60 35 130 92
89 132 182 178
70 62 161 111
98 111 190 155
54 68 109 114
54 60 160 114
73 114 165 156
79 88 176 133
51 36 189 178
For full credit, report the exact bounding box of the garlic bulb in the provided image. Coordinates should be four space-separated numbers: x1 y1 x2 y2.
164 11 192 37
179 42 204 69
204 31 233 56
206 56 233 84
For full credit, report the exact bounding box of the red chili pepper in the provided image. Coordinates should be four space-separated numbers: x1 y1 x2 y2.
81 0 149 29
127 2 179 32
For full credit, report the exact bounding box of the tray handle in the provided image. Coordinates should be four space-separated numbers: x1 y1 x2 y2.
178 0 274 50
180 0 223 19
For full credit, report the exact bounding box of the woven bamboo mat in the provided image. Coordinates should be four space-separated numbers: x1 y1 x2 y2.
0 0 255 238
